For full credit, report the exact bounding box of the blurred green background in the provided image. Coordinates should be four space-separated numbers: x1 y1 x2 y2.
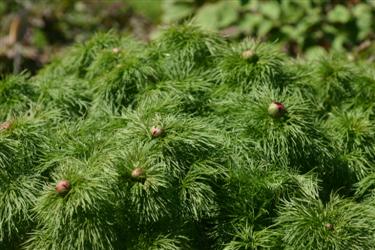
1 0 374 75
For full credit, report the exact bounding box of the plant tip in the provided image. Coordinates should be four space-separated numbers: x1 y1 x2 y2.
55 180 71 195
151 126 164 138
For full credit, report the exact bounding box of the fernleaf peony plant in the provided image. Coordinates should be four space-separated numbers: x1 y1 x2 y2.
1 24 375 250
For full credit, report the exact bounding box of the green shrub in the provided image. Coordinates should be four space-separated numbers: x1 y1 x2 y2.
1 24 375 249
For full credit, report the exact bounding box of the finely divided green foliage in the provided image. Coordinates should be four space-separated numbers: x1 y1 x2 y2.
114 143 171 225
0 73 36 120
1 24 375 249
216 40 285 92
35 75 92 118
325 106 375 180
0 176 41 242
223 223 276 250
0 112 50 248
310 56 358 111
93 54 158 112
276 191 375 250
154 24 223 69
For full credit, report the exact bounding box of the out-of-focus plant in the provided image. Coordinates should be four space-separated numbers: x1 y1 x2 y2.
162 0 375 60
2 0 375 75
0 0 162 75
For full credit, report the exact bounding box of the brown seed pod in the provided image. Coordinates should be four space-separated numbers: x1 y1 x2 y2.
55 180 71 195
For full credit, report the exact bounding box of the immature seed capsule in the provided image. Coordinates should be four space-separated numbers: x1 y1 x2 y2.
268 101 286 118
150 126 164 138
55 180 71 195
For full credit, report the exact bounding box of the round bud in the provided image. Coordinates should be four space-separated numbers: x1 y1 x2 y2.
55 180 71 195
0 121 11 131
241 49 259 63
241 49 254 59
131 167 146 182
268 101 286 118
324 223 334 231
151 126 164 138
112 47 120 53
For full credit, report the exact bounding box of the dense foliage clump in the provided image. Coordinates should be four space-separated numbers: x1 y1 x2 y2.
2 0 375 75
1 24 375 249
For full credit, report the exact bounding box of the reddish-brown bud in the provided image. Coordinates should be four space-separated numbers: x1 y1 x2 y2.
241 49 254 59
151 126 164 138
324 223 334 231
55 180 71 195
131 167 146 182
0 121 11 131
268 101 286 118
112 47 120 53
241 49 259 63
